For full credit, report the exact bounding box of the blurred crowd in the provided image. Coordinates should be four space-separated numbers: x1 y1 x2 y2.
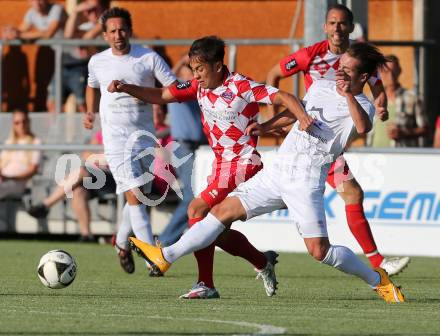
0 0 439 240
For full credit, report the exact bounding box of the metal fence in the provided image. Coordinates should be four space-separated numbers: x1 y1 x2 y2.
0 38 435 113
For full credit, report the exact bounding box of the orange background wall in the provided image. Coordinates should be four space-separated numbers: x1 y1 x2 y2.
1 0 415 114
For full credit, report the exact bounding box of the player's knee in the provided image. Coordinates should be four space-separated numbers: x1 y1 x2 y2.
307 243 329 261
210 200 242 226
187 199 209 220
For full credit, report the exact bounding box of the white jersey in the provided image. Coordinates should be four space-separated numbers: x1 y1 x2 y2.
87 44 176 147
278 80 375 165
87 45 176 194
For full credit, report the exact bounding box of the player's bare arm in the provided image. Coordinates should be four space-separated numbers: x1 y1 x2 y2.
107 80 177 105
265 64 285 116
336 71 372 134
84 86 100 129
272 91 314 131
245 110 297 136
369 81 388 121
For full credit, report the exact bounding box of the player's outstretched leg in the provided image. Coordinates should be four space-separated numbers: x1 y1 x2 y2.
317 242 406 303
130 212 226 275
328 159 410 276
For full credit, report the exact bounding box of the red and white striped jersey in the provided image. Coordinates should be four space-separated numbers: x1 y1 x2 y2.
279 39 381 91
169 69 278 164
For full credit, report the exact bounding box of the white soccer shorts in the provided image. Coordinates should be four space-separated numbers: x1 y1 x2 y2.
105 145 154 195
233 162 329 238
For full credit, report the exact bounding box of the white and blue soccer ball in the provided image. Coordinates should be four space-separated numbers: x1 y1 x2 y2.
37 250 77 289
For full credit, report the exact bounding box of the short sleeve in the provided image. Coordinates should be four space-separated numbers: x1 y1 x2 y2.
87 57 100 88
152 53 177 87
48 4 64 23
23 9 34 25
235 77 279 104
279 47 311 77
168 79 198 102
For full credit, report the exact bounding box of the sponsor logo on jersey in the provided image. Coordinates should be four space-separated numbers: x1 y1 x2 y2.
285 58 297 71
209 189 219 198
176 81 192 90
221 90 235 103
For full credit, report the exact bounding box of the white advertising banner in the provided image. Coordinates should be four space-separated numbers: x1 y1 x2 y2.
193 146 440 257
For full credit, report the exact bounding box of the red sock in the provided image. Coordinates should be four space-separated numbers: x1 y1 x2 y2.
189 217 215 288
345 204 384 267
216 229 266 270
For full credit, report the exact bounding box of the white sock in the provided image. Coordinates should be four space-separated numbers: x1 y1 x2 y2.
129 204 154 244
162 213 225 263
322 245 381 287
116 203 132 250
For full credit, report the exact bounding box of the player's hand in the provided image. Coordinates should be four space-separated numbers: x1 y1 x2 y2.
107 80 125 93
335 69 351 96
245 122 265 136
375 106 389 121
83 111 95 129
298 115 315 131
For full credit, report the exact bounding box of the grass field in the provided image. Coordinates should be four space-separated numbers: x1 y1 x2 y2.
1 240 439 335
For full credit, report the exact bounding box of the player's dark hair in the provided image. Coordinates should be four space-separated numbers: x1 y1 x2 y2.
347 42 388 76
101 7 132 32
326 4 353 24
188 36 225 64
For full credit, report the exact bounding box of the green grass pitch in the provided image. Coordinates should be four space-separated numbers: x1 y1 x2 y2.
1 240 439 335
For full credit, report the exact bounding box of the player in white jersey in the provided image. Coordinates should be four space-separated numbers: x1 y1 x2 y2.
266 4 410 276
83 7 177 274
126 43 406 303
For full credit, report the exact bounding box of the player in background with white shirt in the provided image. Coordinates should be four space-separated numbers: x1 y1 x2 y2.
108 36 314 298
125 43 406 303
83 7 177 274
266 4 410 276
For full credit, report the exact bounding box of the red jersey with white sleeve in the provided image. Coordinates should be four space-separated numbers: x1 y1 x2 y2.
279 40 381 91
169 68 278 207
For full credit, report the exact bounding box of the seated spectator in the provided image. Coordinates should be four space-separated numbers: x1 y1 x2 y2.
28 131 116 242
0 110 41 200
2 0 66 112
51 0 110 113
370 54 428 147
434 116 440 148
2 0 66 41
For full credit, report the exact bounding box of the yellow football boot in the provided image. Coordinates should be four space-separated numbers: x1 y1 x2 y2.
129 237 171 275
374 267 405 303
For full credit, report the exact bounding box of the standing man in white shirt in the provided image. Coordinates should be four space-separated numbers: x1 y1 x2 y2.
128 43 406 303
83 7 177 274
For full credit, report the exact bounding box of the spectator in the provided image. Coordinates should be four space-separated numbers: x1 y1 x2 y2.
158 56 207 246
371 55 428 147
2 0 65 41
434 116 440 148
50 0 110 113
2 0 66 112
0 110 41 200
27 131 116 242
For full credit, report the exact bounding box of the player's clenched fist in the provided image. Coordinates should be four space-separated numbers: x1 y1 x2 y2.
335 69 351 96
107 80 125 93
298 115 315 131
83 111 95 129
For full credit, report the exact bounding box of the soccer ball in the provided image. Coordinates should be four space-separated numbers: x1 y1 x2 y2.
37 250 77 289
